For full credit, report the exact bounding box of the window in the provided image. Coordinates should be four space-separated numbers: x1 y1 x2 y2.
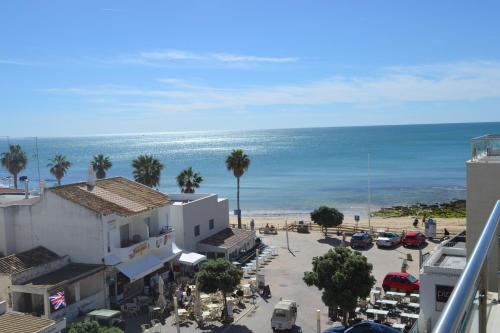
194 225 200 237
209 219 214 230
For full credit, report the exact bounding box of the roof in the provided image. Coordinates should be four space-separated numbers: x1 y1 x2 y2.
0 312 57 333
0 188 25 195
0 247 61 275
21 263 104 290
199 228 255 249
87 309 121 318
386 272 410 277
275 300 296 310
47 177 170 217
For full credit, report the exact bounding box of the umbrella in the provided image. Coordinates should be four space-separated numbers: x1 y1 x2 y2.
157 277 167 309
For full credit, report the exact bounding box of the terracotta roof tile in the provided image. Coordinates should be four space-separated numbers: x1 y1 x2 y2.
47 177 170 217
0 312 57 333
0 247 61 275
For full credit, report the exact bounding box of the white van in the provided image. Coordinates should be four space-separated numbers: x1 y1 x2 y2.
271 299 298 331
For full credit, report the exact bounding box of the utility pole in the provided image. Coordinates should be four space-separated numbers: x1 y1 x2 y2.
35 137 41 186
285 220 290 252
368 152 372 232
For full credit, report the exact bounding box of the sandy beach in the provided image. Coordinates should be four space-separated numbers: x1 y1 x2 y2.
230 214 466 235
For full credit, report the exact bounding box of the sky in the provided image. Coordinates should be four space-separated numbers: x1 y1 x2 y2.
1 0 500 137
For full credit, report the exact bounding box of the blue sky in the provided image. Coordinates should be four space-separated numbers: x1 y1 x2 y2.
1 0 500 137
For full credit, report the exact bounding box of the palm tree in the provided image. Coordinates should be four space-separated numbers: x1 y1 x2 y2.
91 154 112 179
132 155 164 188
0 144 28 188
176 166 203 193
225 149 250 229
47 155 71 185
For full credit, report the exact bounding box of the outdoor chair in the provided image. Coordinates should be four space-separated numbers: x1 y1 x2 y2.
140 324 151 332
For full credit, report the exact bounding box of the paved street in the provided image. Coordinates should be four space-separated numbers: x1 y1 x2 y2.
156 229 434 333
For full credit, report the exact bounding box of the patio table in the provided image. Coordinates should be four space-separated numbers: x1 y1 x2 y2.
376 299 398 307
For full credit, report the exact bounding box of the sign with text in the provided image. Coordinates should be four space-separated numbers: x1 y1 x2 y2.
435 284 454 311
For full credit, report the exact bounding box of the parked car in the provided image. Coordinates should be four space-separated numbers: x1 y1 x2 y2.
271 299 298 331
376 232 401 248
350 232 373 249
324 321 401 333
382 272 420 293
401 231 426 248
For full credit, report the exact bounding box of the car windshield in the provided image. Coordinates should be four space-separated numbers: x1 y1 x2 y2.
353 234 365 239
407 274 417 283
380 233 393 238
273 309 287 318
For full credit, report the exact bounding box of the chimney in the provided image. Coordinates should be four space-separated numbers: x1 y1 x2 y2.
24 178 29 199
87 164 96 191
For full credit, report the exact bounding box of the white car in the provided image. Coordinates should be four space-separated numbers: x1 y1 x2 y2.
271 300 297 331
376 232 401 247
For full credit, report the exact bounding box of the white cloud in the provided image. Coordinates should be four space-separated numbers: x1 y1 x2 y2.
210 53 298 63
0 58 30 66
107 49 299 66
44 61 500 114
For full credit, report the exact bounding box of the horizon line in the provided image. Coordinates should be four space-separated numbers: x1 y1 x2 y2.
2 120 500 140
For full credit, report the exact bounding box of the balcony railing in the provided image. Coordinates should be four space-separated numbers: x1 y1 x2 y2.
433 200 500 333
471 135 500 161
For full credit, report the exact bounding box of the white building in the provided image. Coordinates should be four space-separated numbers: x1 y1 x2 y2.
0 246 104 323
418 232 466 332
467 135 500 292
0 177 179 307
167 193 255 260
0 176 254 312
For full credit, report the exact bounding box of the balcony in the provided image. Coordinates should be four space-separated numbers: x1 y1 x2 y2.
114 227 175 263
471 135 500 162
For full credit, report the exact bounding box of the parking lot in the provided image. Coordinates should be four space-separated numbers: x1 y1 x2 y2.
177 229 436 333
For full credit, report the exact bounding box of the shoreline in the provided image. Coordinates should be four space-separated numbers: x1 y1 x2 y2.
230 214 466 235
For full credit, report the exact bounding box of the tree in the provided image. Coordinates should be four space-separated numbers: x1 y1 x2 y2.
225 149 250 229
195 259 242 320
176 166 203 193
131 154 164 188
47 154 71 185
91 154 113 179
67 320 123 333
303 247 375 325
0 144 28 189
311 206 344 237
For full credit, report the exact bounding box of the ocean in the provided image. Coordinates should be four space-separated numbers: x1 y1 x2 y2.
2 122 500 216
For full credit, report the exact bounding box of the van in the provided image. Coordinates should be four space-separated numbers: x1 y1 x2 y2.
271 299 297 331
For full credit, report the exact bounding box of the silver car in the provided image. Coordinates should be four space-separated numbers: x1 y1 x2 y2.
376 232 401 247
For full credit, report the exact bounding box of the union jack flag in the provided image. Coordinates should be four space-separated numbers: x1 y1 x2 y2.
49 290 66 310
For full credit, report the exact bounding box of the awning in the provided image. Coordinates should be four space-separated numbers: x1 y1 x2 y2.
116 254 164 282
178 252 207 266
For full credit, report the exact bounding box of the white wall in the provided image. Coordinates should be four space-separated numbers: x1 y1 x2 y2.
15 192 105 264
419 272 461 332
466 161 500 291
169 194 229 252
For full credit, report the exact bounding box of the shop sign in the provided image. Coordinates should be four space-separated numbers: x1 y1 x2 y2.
435 284 454 311
129 242 149 259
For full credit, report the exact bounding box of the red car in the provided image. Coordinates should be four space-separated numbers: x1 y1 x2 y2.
401 231 426 248
382 272 420 293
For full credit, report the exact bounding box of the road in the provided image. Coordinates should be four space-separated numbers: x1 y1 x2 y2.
221 230 432 333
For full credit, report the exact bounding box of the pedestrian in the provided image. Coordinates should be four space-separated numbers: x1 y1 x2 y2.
342 232 346 246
